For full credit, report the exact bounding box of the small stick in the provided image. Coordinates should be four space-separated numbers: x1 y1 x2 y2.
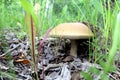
0 44 20 57
108 73 117 80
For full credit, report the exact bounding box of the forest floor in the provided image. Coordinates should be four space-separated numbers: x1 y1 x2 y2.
0 25 120 80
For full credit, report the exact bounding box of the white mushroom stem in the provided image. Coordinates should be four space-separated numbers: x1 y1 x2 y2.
70 40 77 57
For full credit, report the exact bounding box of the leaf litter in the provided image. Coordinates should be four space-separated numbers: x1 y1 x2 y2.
0 26 120 80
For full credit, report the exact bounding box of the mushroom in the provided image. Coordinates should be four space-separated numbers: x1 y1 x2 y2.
49 22 94 57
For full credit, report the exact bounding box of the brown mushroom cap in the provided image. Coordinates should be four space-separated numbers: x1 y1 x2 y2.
49 22 94 39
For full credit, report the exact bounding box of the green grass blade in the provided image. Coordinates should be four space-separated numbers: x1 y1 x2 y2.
105 12 120 73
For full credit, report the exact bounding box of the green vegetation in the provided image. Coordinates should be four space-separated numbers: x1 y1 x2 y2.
0 0 120 80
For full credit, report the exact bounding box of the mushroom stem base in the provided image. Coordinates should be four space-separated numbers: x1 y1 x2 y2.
70 40 77 57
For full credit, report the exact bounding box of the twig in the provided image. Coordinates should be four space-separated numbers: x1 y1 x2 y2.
0 44 20 57
108 73 117 80
112 71 120 77
44 63 64 71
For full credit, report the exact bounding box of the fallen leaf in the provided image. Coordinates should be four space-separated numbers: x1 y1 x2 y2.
15 59 30 65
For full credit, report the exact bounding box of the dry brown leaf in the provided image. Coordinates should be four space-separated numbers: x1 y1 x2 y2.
15 59 30 65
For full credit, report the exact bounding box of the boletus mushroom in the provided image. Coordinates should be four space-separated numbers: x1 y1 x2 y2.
49 22 94 57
